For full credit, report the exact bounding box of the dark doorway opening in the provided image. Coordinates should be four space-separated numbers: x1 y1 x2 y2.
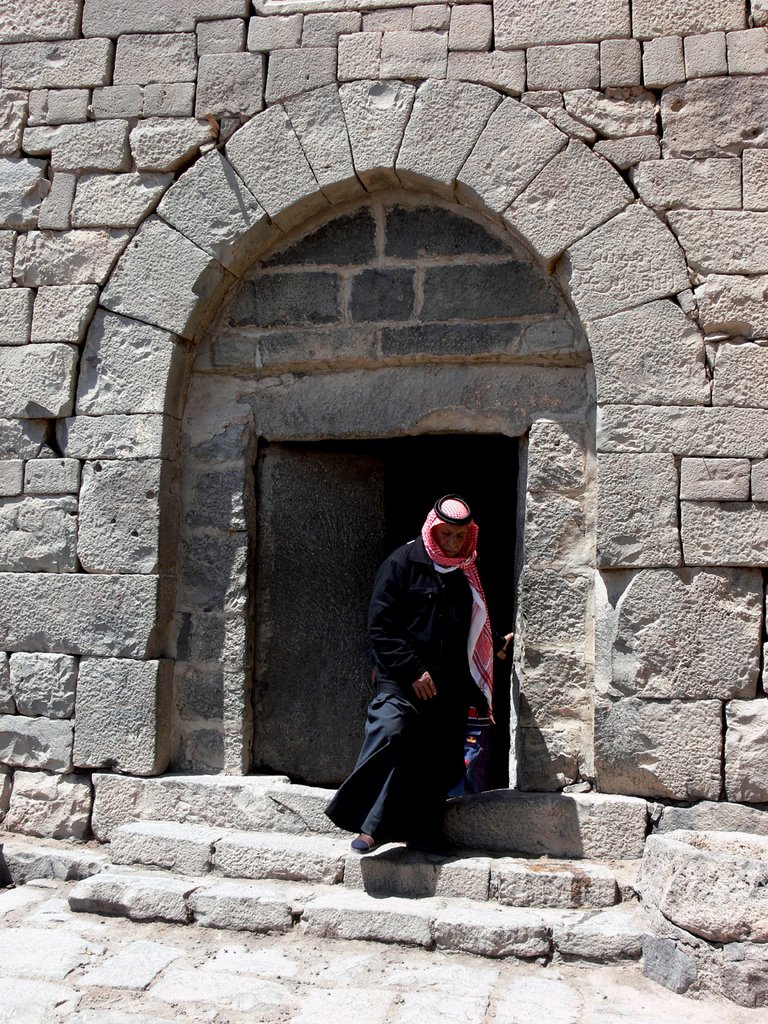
252 434 518 789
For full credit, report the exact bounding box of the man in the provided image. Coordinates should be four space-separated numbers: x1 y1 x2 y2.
325 495 512 853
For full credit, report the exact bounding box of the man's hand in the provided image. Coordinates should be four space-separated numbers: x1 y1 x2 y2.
497 632 515 661
412 671 437 700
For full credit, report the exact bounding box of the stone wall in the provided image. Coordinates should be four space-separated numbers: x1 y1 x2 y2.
0 0 767 839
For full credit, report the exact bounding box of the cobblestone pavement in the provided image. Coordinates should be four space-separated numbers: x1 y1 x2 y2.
1 879 766 1024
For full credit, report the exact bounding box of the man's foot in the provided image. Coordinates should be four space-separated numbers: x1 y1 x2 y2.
351 833 377 853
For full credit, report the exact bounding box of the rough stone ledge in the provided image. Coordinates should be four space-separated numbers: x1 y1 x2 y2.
0 833 110 886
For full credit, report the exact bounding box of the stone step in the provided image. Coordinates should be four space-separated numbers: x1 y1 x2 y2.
109 820 628 910
0 834 111 886
67 868 649 965
92 772 649 859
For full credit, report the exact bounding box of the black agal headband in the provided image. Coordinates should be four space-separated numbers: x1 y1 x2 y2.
434 494 472 525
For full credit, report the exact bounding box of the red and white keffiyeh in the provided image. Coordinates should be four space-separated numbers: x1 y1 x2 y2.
421 498 495 719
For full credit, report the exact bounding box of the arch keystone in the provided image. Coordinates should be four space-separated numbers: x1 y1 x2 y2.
339 79 415 190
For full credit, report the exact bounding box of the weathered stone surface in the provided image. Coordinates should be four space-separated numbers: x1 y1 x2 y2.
632 0 746 38
527 419 587 493
597 405 768 458
639 830 768 942
0 764 10 815
0 494 78 572
59 413 172 460
517 722 584 791
69 870 198 923
552 907 646 962
631 158 741 211
696 274 768 338
506 141 632 261
197 18 246 54
129 117 215 173
643 36 686 89
597 454 680 567
50 121 129 173
101 217 233 340
79 939 184 990
0 157 46 229
189 878 297 933
196 52 265 117
492 859 617 909
284 86 363 205
337 31 382 81
338 80 415 191
519 568 589 646
601 37 642 87
82 0 247 35
229 271 340 327
444 791 648 859
683 30 728 78
13 229 130 286
524 492 588 569
744 150 768 210
0 39 112 89
0 458 23 497
595 698 722 799
113 31 197 85
73 658 172 776
0 572 160 657
563 88 656 138
564 206 689 320
77 310 184 417
77 459 163 574
713 341 768 408
37 171 75 230
435 904 550 958
9 652 77 718
144 82 195 118
594 135 660 168
680 458 750 500
157 151 274 272
5 770 91 839
725 700 768 802
527 44 600 91
0 418 49 459
380 30 448 79
226 105 327 227
0 714 73 771
31 284 99 344
458 97 566 213
111 821 225 875
669 210 768 275
661 77 768 158
302 888 434 947
216 832 348 884
344 847 491 901
446 50 526 95
0 343 77 417
448 4 492 50
397 80 500 197
0 0 80 43
72 172 171 229
0 90 28 156
0 287 33 345
519 648 589 728
247 13 303 51
596 568 761 701
682 502 768 566
657 801 768 836
494 0 630 48
587 299 708 406
0 652 12 713
753 460 768 501
265 47 336 105
351 267 414 320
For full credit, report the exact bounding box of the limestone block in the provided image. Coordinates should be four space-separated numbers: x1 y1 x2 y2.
434 904 549 958
519 568 589 647
696 274 768 338
90 85 144 120
397 80 500 197
362 9 412 31
37 172 75 231
632 0 746 37
59 413 171 460
682 501 768 566
69 870 197 923
0 0 80 43
71 172 171 230
661 77 768 159
265 47 336 105
129 117 215 173
380 30 448 79
669 210 768 275
564 206 689 321
247 13 303 50
457 97 566 213
44 89 90 125
0 288 32 345
753 461 768 501
189 878 295 933
639 831 768 943
0 652 12 713
519 649 589 728
13 229 129 287
215 831 347 884
111 820 225 875
0 157 46 230
597 454 680 568
50 120 130 174
600 38 641 87
197 18 246 53
338 80 416 191
643 36 685 88
157 151 273 272
0 460 23 497
680 458 750 500
744 150 768 211
114 32 197 85
506 142 632 262
713 341 768 407
413 5 450 31
563 88 656 140
0 715 73 771
630 159 741 211
586 300 708 407
596 567 761 700
592 135 660 170
658 801 768 835
344 847 490 900
527 44 600 91
196 52 265 118
0 344 77 419
9 652 77 718
494 0 630 48
337 31 381 81
725 700 768 802
684 32 728 79
82 0 248 35
598 404 768 458
446 50 526 95
518 722 584 791
24 458 80 494
0 39 112 89
756 0 768 26
302 888 434 947
493 859 617 909
0 495 78 572
144 82 195 118
726 27 768 74
226 105 327 226
74 658 172 775
596 697 722 799
0 419 49 459
552 907 646 962
527 419 587 493
0 764 9 814
448 5 492 51
101 217 233 340
285 85 364 205
4 770 91 839
0 90 28 156
31 285 99 344
524 492 588 569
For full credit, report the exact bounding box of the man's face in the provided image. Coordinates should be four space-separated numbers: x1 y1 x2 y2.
434 523 469 557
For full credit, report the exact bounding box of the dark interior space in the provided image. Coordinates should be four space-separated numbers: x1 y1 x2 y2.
252 434 518 789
